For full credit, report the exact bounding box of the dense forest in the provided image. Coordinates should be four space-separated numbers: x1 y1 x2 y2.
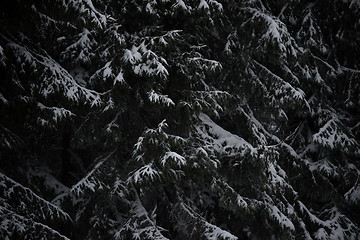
1 0 360 239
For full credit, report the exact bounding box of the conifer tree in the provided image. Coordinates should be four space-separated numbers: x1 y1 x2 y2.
1 0 359 239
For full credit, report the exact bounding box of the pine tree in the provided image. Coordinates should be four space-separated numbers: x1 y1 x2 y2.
1 0 359 239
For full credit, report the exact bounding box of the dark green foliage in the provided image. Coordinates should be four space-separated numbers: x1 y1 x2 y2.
1 0 359 239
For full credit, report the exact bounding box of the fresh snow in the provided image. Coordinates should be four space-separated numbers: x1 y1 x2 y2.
268 162 287 186
314 228 329 240
198 0 210 10
71 151 115 196
0 207 71 240
0 172 71 221
128 163 161 184
123 43 169 78
63 0 107 28
204 222 238 240
8 42 102 106
37 102 75 122
268 205 295 231
1 1 360 239
114 196 169 240
313 119 357 152
172 0 190 11
244 7 298 57
148 90 175 107
0 93 8 104
161 151 186 167
345 183 360 204
114 70 125 84
198 113 256 156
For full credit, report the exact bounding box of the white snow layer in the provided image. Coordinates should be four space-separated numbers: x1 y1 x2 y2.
128 163 161 184
313 119 357 152
148 90 175 107
64 0 107 28
198 113 256 156
0 172 71 221
161 151 186 167
345 183 360 204
8 42 102 107
268 205 295 231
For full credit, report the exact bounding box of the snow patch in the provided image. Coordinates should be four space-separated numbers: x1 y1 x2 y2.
148 90 175 107
345 183 360 204
161 151 186 167
0 92 8 104
198 113 256 156
268 205 295 231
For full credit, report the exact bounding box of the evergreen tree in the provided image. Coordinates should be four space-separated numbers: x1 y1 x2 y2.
1 0 359 239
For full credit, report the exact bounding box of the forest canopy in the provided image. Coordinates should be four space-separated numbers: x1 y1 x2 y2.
0 0 360 239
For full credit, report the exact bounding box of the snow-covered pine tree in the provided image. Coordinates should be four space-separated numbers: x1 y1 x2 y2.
64 1 238 239
0 0 104 238
0 172 72 239
213 1 360 239
1 0 359 239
